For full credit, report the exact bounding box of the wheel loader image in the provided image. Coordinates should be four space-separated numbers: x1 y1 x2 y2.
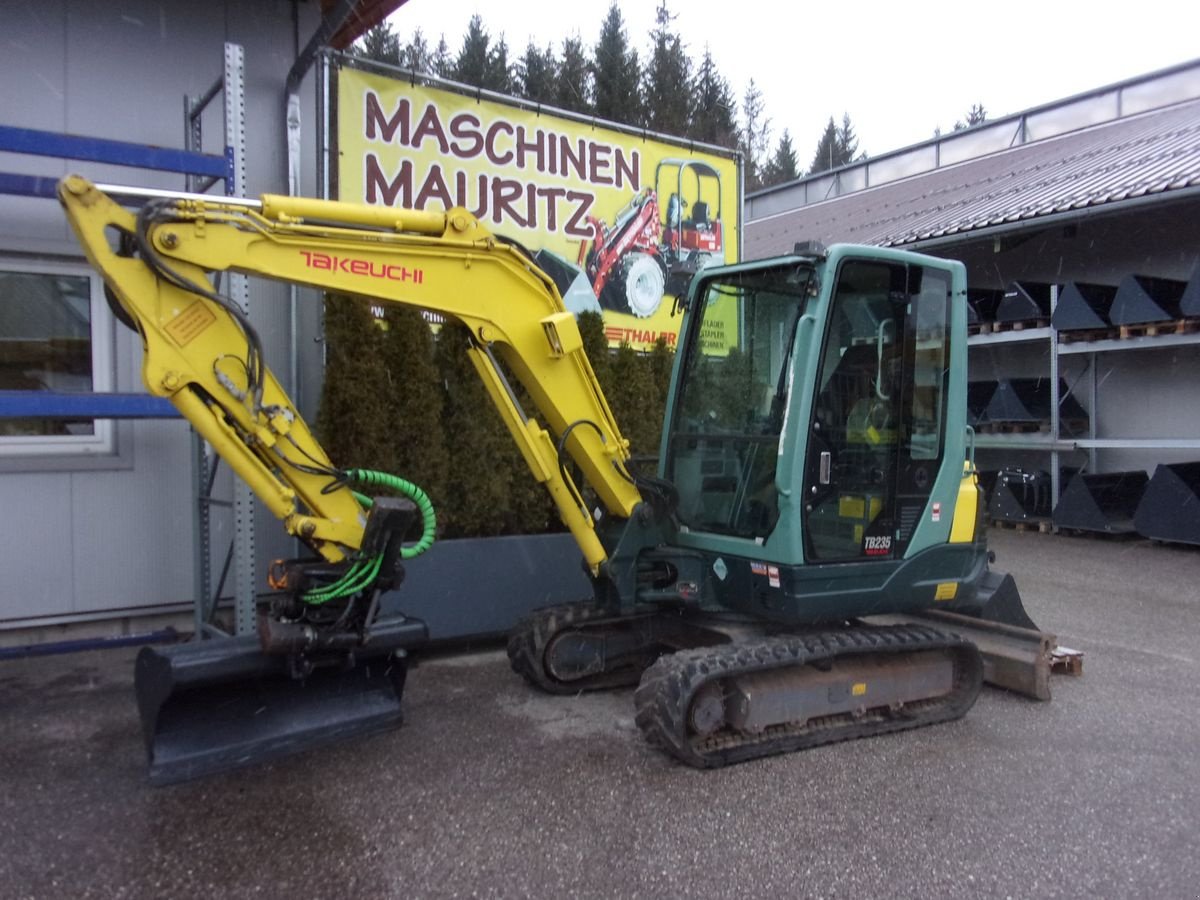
57 176 1053 784
577 159 725 319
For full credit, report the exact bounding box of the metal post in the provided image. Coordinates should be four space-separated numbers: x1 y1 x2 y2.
223 42 257 637
1048 284 1061 521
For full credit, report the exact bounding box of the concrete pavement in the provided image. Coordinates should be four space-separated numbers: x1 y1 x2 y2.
1 527 1197 898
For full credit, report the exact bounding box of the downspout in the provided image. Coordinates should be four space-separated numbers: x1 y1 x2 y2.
284 0 358 406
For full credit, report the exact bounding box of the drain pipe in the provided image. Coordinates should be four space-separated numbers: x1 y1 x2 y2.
284 0 358 406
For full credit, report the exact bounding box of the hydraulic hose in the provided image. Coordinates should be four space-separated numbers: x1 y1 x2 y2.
301 469 436 605
344 468 437 560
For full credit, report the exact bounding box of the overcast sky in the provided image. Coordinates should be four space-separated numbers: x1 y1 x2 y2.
387 0 1199 163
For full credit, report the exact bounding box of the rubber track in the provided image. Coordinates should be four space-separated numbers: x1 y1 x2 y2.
633 624 983 768
506 603 646 695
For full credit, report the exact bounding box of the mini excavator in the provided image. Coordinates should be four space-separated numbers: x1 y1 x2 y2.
58 175 1048 783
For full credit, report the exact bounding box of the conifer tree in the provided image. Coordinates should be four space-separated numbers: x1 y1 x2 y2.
556 36 593 115
518 41 558 104
739 79 771 191
451 15 493 88
431 323 512 537
761 129 799 188
606 343 659 458
690 49 738 148
809 113 862 174
401 30 434 73
379 308 448 517
643 1 691 137
577 311 611 385
316 295 395 474
355 23 400 65
954 103 988 131
592 3 642 124
431 36 452 77
487 34 514 94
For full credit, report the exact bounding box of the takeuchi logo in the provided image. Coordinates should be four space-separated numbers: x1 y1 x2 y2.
300 251 424 284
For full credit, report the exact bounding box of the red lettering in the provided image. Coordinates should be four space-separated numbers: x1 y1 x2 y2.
589 143 612 185
539 187 565 231
449 114 483 158
485 121 514 165
411 104 449 153
365 155 411 206
365 93 408 143
560 137 586 179
349 259 368 276
615 148 639 190
415 164 453 209
564 191 594 238
514 126 544 172
491 178 526 227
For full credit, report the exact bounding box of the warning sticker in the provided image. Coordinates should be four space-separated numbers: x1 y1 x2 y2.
164 301 217 347
750 562 769 577
934 582 958 601
767 565 780 589
932 502 942 523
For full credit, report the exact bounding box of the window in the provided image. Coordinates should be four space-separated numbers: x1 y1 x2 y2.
0 259 114 456
665 264 815 541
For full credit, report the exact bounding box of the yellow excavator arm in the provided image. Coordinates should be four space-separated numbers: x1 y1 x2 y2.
58 175 643 573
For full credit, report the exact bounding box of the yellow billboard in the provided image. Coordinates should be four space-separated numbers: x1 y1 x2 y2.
334 64 741 351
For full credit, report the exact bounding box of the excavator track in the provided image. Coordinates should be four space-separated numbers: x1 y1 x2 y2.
633 624 983 768
506 603 651 694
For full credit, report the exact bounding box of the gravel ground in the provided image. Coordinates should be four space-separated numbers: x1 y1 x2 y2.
1 527 1197 899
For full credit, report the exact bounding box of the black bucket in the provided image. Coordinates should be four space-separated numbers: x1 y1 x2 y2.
996 281 1052 325
1109 274 1186 326
983 379 1089 435
1134 462 1200 546
1181 261 1200 318
1053 471 1148 534
988 467 1052 523
136 617 427 785
1052 282 1117 332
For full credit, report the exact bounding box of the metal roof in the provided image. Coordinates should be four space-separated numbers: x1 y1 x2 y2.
745 97 1200 255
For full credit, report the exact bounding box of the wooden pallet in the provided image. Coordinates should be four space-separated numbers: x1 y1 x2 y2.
976 421 1052 435
1118 318 1200 339
1058 326 1119 344
989 517 1053 533
988 318 1050 334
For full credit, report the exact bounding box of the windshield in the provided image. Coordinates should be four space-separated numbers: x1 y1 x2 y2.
663 265 814 541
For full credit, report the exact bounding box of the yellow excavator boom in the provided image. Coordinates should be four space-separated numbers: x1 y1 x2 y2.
58 175 643 573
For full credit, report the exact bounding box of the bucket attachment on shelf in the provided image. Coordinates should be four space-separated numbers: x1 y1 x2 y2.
988 467 1053 524
1110 274 1186 325
135 617 427 785
996 281 1052 325
1134 462 1200 546
1052 282 1117 332
1053 471 1148 534
1182 262 1200 318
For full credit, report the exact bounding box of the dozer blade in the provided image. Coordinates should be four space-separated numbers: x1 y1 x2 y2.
135 619 426 785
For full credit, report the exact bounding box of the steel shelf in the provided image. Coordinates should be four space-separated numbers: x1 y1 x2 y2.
1057 330 1200 355
974 433 1076 452
968 326 1052 347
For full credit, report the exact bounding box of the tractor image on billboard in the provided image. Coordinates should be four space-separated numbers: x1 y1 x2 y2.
578 159 725 319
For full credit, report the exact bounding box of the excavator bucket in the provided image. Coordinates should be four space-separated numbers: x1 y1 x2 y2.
134 620 425 785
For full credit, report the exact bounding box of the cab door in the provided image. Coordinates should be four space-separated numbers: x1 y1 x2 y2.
802 258 951 562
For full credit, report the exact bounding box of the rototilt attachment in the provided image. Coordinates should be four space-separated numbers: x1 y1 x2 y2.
134 617 427 786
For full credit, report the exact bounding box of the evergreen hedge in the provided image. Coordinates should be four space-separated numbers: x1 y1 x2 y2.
317 303 674 539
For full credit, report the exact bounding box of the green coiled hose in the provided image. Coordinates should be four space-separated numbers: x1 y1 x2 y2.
301 468 436 604
344 468 437 559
